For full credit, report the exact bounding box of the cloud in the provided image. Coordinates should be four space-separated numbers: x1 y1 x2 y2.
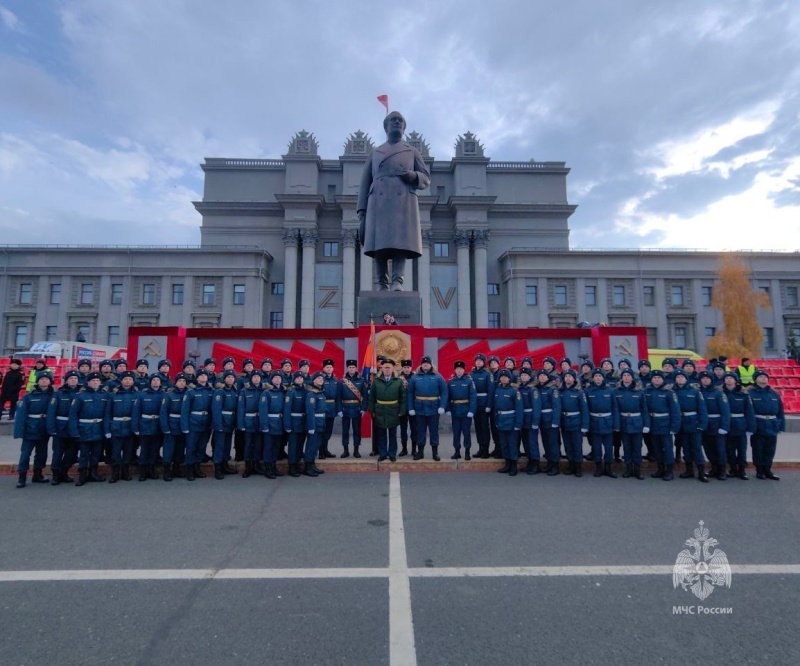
0 5 23 32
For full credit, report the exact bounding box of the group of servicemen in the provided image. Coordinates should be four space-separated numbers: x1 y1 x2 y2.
13 351 785 487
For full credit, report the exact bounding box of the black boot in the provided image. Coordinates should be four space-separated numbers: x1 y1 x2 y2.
717 465 727 481
340 446 350 459
148 465 159 480
264 463 276 479
662 464 674 481
16 472 26 488
432 445 440 462
764 467 780 481
633 464 644 480
547 461 559 476
622 463 632 478
254 461 266 475
574 462 583 478
242 461 253 478
527 460 541 475
302 463 318 477
90 466 105 482
195 463 207 479
497 459 511 474
450 449 461 460
464 448 471 461
60 469 74 483
121 465 131 481
186 464 195 481
398 444 408 458
51 470 61 486
77 468 89 486
651 463 665 479
603 462 617 479
413 445 425 461
32 468 49 483
680 463 694 479
223 462 236 474
272 463 284 477
214 464 225 480
737 465 749 481
508 460 518 476
172 462 184 479
563 462 574 476
163 464 173 482
490 447 502 459
696 464 709 483
353 446 361 459
311 462 325 475
593 462 603 477
138 465 148 482
288 463 300 478
756 465 765 480
109 465 120 484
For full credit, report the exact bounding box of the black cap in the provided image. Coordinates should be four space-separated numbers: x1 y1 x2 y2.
222 357 235 366
196 368 209 378
560 357 571 366
136 359 149 368
522 356 533 365
543 356 556 366
149 373 162 384
182 360 196 370
454 360 466 369
99 360 113 369
592 368 604 377
421 356 432 364
382 358 396 366
504 356 516 364
488 356 500 363
77 359 91 368
638 359 651 369
222 369 237 379
682 359 695 368
322 359 334 366
242 358 254 369
311 371 325 381
204 358 216 366
620 368 635 378
401 359 412 367
346 359 358 367
118 371 135 380
174 373 188 382
474 353 487 362
159 359 171 368
698 371 712 381
270 370 284 381
64 370 79 380
292 370 306 380
519 367 532 377
87 372 102 381
260 357 273 366
650 370 664 379
498 369 513 380
281 358 292 367
114 359 128 368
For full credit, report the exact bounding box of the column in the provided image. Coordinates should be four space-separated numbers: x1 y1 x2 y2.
341 229 358 327
455 230 472 328
300 229 318 328
419 230 432 327
473 229 489 328
282 229 299 328
360 252 372 292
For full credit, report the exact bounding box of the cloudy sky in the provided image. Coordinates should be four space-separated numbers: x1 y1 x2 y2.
1 0 799 250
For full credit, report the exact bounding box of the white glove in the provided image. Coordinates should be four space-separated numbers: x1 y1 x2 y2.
286 429 292 433
182 431 189 434
746 431 752 438
337 411 343 417
581 428 588 433
308 429 315 435
133 431 139 436
514 427 520 431
642 427 650 434
533 425 539 430
408 410 415 416
467 412 473 418
485 407 491 413
360 411 365 416
718 428 727 435
239 427 246 431
104 433 112 439
437 407 445 415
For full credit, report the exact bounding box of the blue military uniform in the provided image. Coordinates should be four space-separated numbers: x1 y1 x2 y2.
211 371 239 477
259 375 286 478
105 373 138 481
749 372 785 480
237 373 264 476
492 370 524 475
517 372 541 473
283 372 308 475
700 374 731 480
338 365 368 458
559 372 589 475
408 359 448 461
673 371 709 481
132 380 164 480
14 378 53 487
644 371 681 479
46 375 80 484
613 370 650 479
585 370 617 476
536 373 562 475
469 355 495 459
319 363 341 460
303 374 328 477
68 375 111 485
184 375 214 479
446 363 477 460
723 374 756 479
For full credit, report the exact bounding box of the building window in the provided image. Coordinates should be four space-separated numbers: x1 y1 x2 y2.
646 327 658 348
14 325 28 347
764 327 774 350
786 286 798 307
674 326 687 349
433 242 449 258
612 285 625 306
671 285 684 306
19 283 33 305
585 285 597 306
323 242 339 257
705 327 716 337
142 283 156 306
50 283 61 305
702 286 713 306
643 286 655 306
554 285 568 306
202 284 216 306
436 186 446 203
45 326 58 341
791 326 800 339
233 284 245 305
108 326 120 347
488 312 501 328
487 283 500 296
111 283 123 305
77 324 90 341
271 282 284 295
172 284 184 305
270 311 283 329
525 285 538 306
79 283 94 305
327 184 336 201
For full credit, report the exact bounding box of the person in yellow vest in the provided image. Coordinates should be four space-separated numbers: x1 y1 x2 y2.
25 358 55 393
735 358 757 387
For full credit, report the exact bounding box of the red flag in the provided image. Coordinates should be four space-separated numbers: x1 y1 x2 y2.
361 319 377 383
377 94 389 114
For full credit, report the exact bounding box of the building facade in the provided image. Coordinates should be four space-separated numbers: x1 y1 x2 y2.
1 128 798 357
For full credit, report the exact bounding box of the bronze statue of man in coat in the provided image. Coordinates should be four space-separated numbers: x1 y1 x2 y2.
357 111 431 291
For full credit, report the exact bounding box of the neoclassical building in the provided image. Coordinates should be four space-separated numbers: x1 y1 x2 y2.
1 128 798 356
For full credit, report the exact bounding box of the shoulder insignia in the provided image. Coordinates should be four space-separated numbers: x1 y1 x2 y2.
553 389 559 398
284 396 290 403
310 397 315 404
215 395 221 401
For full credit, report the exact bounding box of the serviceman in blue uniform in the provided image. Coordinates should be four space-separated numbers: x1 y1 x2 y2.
236 358 255 390
470 353 495 459
69 372 110 486
493 369 524 476
181 360 198 389
233 358 255 462
541 357 560 385
133 359 151 391
722 372 756 480
644 370 681 480
637 359 655 460
279 359 294 389
320 359 340 460
339 359 367 459
488 355 502 457
446 360 477 460
585 369 617 478
302 372 328 477
673 370 709 482
397 359 417 457
156 359 173 390
517 367 542 474
408 355 448 461
98 360 117 392
749 370 785 480
559 370 589 476
699 371 730 480
661 358 677 389
47 369 80 485
160 372 190 482
184 368 213 480
283 370 308 477
203 358 218 386
613 368 650 480
211 369 239 479
298 359 312 386
76 358 92 386
132 374 164 481
105 370 138 483
259 371 286 479
711 362 727 388
14 371 53 488
681 360 700 389
260 358 273 378
579 359 595 389
238 370 264 477
536 369 562 476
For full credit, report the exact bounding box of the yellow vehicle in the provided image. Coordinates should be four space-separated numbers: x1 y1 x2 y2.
647 349 704 368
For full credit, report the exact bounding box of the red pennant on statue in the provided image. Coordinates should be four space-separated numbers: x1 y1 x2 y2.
377 94 389 114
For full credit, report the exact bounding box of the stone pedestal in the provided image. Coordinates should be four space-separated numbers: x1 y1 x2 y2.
357 291 422 325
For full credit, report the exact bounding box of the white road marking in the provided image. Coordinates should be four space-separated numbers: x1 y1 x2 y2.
408 564 800 577
389 471 417 666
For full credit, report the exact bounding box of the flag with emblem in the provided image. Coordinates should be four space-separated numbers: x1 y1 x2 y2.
362 319 376 385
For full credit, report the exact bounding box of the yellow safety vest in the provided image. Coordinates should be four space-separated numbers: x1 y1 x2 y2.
737 364 756 385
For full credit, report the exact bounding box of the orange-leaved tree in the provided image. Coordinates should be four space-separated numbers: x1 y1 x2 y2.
706 255 771 359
